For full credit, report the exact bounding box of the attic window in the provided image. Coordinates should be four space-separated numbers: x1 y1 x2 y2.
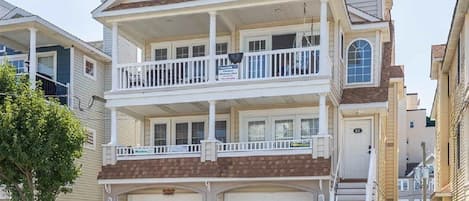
83 55 97 80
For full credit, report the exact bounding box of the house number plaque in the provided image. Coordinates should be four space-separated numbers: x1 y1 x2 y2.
353 128 363 134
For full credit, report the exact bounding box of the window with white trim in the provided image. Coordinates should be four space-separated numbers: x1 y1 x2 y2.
155 48 168 61
84 128 96 150
37 52 56 79
216 43 228 55
83 56 97 80
0 45 5 54
301 118 319 139
248 120 266 142
347 40 372 84
398 179 409 191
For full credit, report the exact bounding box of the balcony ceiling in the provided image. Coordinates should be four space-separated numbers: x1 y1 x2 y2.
121 94 323 117
0 30 59 52
119 0 328 45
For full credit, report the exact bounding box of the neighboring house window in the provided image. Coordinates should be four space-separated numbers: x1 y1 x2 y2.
0 45 5 54
37 52 56 79
457 123 461 169
398 179 409 191
414 179 421 191
347 40 372 84
84 128 96 150
83 56 97 80
410 121 415 128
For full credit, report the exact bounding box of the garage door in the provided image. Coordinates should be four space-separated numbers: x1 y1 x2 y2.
225 192 314 201
128 193 202 201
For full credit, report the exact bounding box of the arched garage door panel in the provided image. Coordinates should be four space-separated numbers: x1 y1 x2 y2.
128 193 202 201
225 192 314 201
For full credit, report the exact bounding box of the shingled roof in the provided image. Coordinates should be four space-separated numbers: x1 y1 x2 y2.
98 155 330 180
105 0 196 11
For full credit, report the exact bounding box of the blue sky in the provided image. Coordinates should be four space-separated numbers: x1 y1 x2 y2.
6 0 456 112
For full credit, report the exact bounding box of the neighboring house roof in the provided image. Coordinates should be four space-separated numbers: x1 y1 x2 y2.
105 0 195 11
88 41 104 52
98 155 330 180
0 0 111 62
431 44 446 60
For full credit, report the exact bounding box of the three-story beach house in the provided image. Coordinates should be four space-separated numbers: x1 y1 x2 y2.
93 0 405 201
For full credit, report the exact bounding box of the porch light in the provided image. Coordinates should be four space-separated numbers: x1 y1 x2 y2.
228 52 243 64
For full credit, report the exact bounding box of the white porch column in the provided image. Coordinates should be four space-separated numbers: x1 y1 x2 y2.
319 0 330 76
111 22 119 91
318 93 328 135
29 28 37 89
110 107 118 145
208 100 216 141
208 11 217 82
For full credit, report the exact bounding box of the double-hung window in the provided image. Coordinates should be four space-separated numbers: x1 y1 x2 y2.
37 52 56 79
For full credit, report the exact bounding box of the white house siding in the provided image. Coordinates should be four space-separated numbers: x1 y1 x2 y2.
345 0 380 18
56 49 106 201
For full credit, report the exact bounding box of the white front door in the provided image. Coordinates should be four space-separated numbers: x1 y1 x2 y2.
342 119 372 179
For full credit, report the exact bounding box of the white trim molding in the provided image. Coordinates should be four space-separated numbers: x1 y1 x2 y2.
98 176 333 185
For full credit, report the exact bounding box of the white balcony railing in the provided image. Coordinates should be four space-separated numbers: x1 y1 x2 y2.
115 46 320 90
116 144 202 158
107 136 332 163
217 139 313 153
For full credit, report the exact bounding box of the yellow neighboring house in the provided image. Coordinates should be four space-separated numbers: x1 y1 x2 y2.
430 0 469 201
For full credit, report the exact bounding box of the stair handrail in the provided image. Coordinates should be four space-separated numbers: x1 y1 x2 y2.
365 148 377 201
329 149 341 201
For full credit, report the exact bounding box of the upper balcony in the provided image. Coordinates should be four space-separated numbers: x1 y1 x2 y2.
96 0 337 107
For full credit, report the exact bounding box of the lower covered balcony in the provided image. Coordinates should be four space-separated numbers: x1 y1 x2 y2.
103 93 334 165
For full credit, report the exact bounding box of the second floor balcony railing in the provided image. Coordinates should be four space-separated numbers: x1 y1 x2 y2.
116 46 320 90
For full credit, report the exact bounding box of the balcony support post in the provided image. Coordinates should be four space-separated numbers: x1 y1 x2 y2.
111 22 119 91
319 0 330 76
110 107 118 145
29 27 37 89
318 93 328 135
201 100 218 162
208 11 217 82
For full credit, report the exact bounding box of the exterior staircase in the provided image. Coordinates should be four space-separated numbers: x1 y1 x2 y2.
336 181 367 201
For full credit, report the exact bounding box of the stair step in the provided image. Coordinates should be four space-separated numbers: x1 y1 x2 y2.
336 194 366 201
338 182 367 189
336 188 366 195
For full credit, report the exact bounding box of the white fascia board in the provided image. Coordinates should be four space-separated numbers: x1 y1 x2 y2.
93 0 237 18
98 176 332 185
105 78 331 108
339 102 388 112
350 21 389 32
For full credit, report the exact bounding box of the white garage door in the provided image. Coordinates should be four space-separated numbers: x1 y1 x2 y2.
128 193 202 201
225 192 314 201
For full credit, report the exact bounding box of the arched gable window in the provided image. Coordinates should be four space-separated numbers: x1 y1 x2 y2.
347 40 372 84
